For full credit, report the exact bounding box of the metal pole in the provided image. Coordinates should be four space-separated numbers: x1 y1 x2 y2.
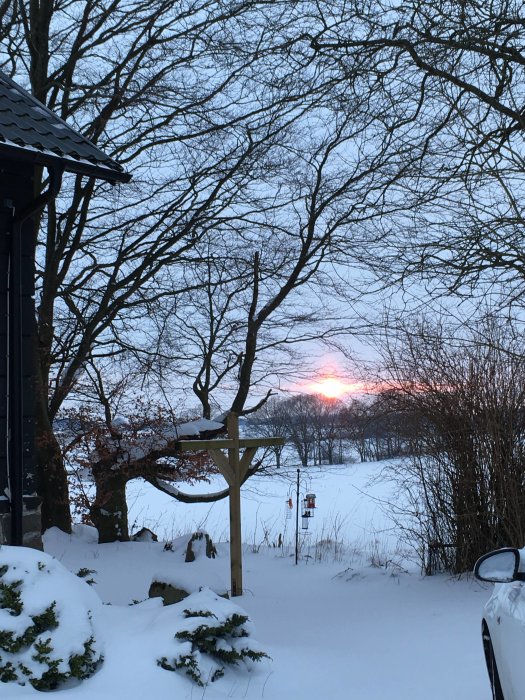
295 468 300 565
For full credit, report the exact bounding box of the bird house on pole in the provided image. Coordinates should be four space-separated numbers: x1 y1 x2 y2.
305 493 316 510
0 71 130 547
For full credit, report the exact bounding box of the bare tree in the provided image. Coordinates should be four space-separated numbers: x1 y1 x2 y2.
60 353 276 543
309 397 344 465
140 85 410 421
245 398 288 468
62 404 216 543
2 0 438 535
280 394 317 466
300 0 525 307
339 393 409 462
379 313 525 574
1 1 326 531
277 394 346 466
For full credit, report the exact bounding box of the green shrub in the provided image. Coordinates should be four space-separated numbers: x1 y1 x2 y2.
158 599 269 687
0 547 103 691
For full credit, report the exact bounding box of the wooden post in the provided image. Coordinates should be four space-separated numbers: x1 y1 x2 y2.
175 421 284 598
227 413 242 596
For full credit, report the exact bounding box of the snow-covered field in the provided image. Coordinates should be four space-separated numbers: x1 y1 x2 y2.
3 460 492 699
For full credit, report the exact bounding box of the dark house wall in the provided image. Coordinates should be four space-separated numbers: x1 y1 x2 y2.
0 159 41 547
0 189 7 521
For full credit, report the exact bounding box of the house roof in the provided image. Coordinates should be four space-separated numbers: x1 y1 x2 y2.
0 71 131 183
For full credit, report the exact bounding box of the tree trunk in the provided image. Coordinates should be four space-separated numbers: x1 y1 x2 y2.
90 471 130 544
35 404 71 533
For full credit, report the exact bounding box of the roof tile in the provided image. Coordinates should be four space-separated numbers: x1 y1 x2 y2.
0 71 130 183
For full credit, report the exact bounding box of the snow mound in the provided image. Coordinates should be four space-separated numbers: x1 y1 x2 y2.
0 546 103 690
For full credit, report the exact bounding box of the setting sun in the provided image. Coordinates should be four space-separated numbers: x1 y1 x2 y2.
315 377 348 398
288 367 368 399
304 376 365 399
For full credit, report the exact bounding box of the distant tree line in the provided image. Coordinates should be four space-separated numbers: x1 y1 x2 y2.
247 392 413 467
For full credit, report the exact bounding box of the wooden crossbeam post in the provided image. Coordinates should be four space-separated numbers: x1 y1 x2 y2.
175 417 284 598
227 412 242 596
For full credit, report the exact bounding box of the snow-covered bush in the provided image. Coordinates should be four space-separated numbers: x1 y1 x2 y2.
0 546 103 690
158 588 269 686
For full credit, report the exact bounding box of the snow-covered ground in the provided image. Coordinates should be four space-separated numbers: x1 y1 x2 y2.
126 460 399 552
2 460 492 699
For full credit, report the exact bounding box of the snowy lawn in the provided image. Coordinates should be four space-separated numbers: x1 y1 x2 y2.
2 460 493 699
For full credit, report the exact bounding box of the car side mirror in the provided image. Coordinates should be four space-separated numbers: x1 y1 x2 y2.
474 548 525 583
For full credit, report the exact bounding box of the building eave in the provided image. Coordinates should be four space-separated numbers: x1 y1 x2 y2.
0 140 131 184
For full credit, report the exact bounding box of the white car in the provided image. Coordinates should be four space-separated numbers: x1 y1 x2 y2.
474 548 525 700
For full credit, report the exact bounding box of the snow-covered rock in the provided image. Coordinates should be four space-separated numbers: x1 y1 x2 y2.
149 532 228 604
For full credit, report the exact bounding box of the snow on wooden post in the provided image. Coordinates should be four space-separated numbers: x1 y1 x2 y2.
174 413 284 597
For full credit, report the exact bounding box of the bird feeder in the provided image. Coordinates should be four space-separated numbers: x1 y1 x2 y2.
305 493 317 511
301 511 312 529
